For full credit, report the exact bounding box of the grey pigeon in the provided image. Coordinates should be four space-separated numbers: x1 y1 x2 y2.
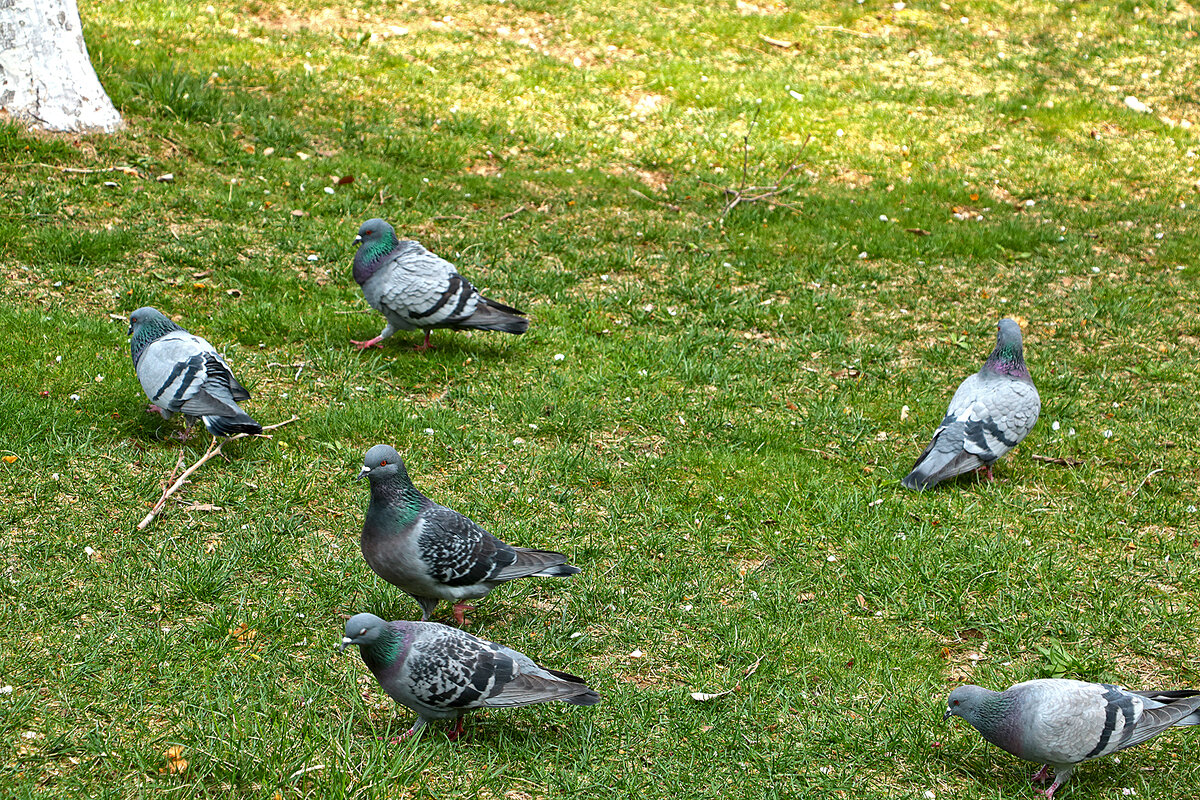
903 318 1040 490
341 612 599 740
351 218 529 352
128 307 262 438
357 444 580 625
946 679 1200 797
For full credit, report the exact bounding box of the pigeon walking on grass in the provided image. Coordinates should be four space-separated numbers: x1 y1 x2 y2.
902 318 1039 490
128 307 262 439
350 218 529 352
341 612 600 740
945 679 1200 797
357 444 580 624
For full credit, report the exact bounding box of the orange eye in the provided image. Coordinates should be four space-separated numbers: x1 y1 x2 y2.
380 460 389 466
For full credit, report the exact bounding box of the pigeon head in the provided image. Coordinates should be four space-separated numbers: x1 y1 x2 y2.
128 307 182 363
128 306 173 337
357 444 412 483
352 219 400 285
983 318 1030 380
944 684 1000 723
341 613 388 652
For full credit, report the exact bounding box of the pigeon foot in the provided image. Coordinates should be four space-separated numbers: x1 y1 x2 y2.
451 603 475 626
414 331 434 353
352 337 385 350
146 403 165 415
445 717 468 742
1030 765 1052 785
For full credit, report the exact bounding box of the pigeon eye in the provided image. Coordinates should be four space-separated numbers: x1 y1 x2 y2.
380 460 389 466
359 628 367 636
952 700 959 706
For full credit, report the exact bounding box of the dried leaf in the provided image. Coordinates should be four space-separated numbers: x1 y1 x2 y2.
759 34 794 47
690 689 734 701
336 175 355 185
905 228 932 236
1 455 16 464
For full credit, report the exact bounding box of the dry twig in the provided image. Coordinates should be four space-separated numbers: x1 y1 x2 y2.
629 188 682 212
498 205 527 221
1031 453 1083 467
137 416 300 530
715 109 810 219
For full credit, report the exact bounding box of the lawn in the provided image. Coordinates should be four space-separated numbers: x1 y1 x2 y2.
2 0 1199 797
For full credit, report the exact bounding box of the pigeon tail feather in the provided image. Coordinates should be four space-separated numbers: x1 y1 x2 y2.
454 298 529 335
492 547 577 581
902 444 983 490
201 411 263 437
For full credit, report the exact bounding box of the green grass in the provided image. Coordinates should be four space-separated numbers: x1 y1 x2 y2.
2 0 1200 796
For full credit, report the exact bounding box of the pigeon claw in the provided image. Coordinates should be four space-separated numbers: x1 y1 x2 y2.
1030 765 1052 785
451 603 475 626
445 716 468 742
413 331 434 353
351 337 385 350
146 403 164 415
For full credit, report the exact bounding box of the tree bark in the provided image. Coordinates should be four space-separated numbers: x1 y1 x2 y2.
0 0 121 133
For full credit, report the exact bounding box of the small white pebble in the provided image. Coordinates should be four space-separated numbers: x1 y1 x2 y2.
323 186 335 195
84 546 95 556
630 649 644 658
1155 232 1164 239
820 766 832 775
56 355 62 363
424 428 435 435
600 274 609 281
960 16 969 23
21 731 37 740
680 604 694 612
858 252 868 259
1069 428 1076 436
879 215 889 222
553 353 565 361
1104 429 1113 438
1052 421 1060 431
569 632 583 639
1092 266 1101 273
1187 505 1196 513
307 254 319 262
512 438 525 445
836 128 845 137
1024 199 1036 207
0 686 12 695
826 555 838 562
94 374 104 382
70 394 80 401
51 473 60 480
924 792 936 800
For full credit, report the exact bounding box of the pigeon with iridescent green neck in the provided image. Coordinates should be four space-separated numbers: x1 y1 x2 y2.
341 613 600 740
946 679 1200 797
128 307 262 438
902 318 1039 490
357 444 580 625
351 218 529 352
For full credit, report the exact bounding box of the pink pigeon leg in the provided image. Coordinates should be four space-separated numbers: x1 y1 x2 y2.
445 716 467 742
451 602 475 626
351 336 385 350
146 403 165 415
413 330 433 353
1030 765 1052 784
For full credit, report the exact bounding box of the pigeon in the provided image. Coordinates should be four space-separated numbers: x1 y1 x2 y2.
945 679 1200 797
127 307 262 438
902 318 1040 490
357 444 580 624
350 218 529 352
341 612 600 740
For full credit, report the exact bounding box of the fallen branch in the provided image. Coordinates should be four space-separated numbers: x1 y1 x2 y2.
498 205 527 221
629 188 682 212
1031 453 1083 467
36 162 144 178
137 416 300 530
815 24 875 38
717 113 810 220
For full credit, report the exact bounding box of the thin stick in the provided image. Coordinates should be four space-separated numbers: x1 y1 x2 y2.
498 205 527 221
137 416 299 530
34 162 144 177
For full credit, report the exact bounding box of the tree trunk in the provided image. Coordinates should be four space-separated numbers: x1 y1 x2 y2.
0 0 121 133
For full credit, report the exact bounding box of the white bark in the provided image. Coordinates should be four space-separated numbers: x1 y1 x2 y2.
0 0 121 133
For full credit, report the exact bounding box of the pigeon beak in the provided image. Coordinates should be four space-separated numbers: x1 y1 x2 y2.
943 708 952 722
356 465 371 481
127 324 133 335
340 637 353 652
354 234 363 244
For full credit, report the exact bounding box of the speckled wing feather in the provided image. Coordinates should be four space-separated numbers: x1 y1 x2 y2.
136 331 252 418
418 505 519 587
402 627 591 711
368 244 482 330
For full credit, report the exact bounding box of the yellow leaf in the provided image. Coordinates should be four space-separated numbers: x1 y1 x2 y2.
1 455 16 464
